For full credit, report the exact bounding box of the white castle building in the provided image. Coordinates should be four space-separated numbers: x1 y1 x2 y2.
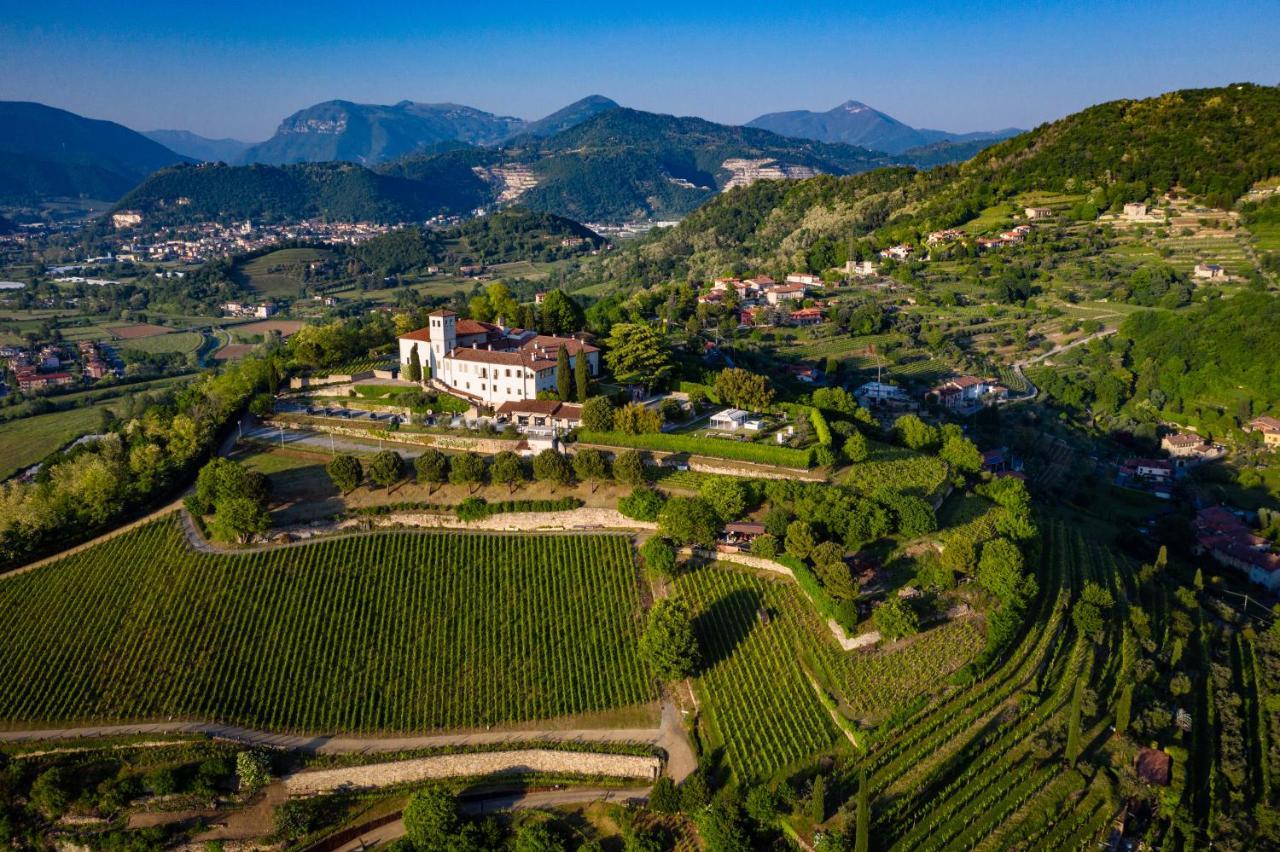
397 310 600 406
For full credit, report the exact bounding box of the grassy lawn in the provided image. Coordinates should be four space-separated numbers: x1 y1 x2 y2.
0 403 112 478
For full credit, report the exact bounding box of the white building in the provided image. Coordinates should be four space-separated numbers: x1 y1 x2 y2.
710 408 754 431
855 381 907 404
844 260 877 277
764 283 806 305
785 273 824 287
398 310 599 407
1123 202 1149 219
1193 263 1228 281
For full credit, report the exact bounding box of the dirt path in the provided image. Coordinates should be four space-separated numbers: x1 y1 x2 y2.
0 701 697 782
1014 328 1117 368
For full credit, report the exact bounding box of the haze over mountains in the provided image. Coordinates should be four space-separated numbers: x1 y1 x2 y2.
748 100 1021 154
0 93 1023 222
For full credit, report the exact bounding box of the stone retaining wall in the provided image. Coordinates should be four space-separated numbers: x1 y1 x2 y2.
263 419 519 455
284 749 660 796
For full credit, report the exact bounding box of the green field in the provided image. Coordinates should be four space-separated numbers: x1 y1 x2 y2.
236 247 336 298
0 406 101 478
0 520 655 732
117 329 206 355
843 444 950 500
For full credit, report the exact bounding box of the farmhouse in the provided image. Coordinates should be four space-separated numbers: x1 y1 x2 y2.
765 283 806 305
495 399 583 432
1247 415 1280 449
1193 262 1228 281
929 376 1002 410
1193 506 1280 591
1123 202 1150 219
1024 206 1053 219
1160 431 1223 464
786 307 824 327
879 244 913 260
398 310 599 407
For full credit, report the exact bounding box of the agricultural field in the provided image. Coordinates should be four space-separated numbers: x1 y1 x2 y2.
235 247 337 298
842 444 950 500
0 519 656 732
116 329 206 355
676 563 985 782
230 319 307 339
106 322 175 340
0 402 112 478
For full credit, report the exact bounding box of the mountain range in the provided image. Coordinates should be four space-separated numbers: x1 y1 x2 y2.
748 100 1021 154
1 94 1020 222
0 102 191 204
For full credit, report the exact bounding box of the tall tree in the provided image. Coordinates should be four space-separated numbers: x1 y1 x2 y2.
490 451 525 494
367 450 404 489
325 454 362 494
575 349 590 401
639 597 700 679
448 451 487 493
604 323 674 390
414 448 449 493
538 289 585 334
406 344 422 383
714 368 775 411
532 448 572 490
556 346 571 401
571 448 608 492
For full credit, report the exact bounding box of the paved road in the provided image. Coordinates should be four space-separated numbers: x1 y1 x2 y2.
333 787 651 851
1014 328 1117 368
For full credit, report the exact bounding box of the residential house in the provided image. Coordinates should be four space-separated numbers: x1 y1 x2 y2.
926 229 966 246
397 310 599 407
764 283 806 305
1024 206 1053 220
843 260 877 277
855 381 908 406
786 307 824 327
785 364 821 383
495 399 582 433
719 522 766 552
1123 457 1175 482
1193 263 1228 281
1123 202 1150 219
879 244 913 261
1248 415 1280 449
1193 506 1280 591
929 376 1001 410
1161 432 1222 464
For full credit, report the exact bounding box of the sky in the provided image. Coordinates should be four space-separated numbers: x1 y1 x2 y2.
1 0 1277 141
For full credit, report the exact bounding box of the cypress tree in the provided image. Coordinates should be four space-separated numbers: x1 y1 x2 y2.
855 769 869 852
575 349 589 401
407 345 422 383
1066 675 1085 766
1115 682 1133 735
556 346 571 401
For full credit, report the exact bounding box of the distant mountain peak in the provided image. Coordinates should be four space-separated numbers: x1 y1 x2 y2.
747 99 1019 155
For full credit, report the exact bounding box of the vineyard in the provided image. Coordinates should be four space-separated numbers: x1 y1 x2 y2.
0 518 654 732
844 517 1129 850
843 445 950 500
676 564 984 782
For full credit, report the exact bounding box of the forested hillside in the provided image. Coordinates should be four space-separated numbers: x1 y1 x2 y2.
112 161 457 224
586 84 1280 286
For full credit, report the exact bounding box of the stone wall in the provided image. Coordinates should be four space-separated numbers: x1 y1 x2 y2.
263 419 519 455
283 749 661 796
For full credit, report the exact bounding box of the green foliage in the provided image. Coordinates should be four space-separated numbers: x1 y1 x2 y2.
581 396 615 432
649 776 682 813
555 346 572 401
751 532 778 559
657 496 721 547
579 430 813 468
490 450 526 492
1065 675 1085 767
893 414 940 452
640 597 700 680
612 402 664 435
405 344 422 382
236 751 270 793
532 448 573 488
874 597 920 641
842 429 869 463
571 447 608 489
785 520 816 560
640 537 677 579
414 448 449 487
699 476 749 523
713 368 775 411
939 435 983 474
367 450 405 488
574 346 590 401
1072 581 1114 642
612 449 648 486
603 323 674 389
404 785 461 850
855 770 870 852
539 290 587 335
448 451 488 491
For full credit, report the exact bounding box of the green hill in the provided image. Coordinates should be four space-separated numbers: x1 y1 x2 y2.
111 161 458 224
0 101 190 203
587 83 1280 285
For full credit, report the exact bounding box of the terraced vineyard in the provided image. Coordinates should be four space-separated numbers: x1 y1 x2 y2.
843 445 950 500
850 518 1129 850
676 564 985 781
0 518 654 732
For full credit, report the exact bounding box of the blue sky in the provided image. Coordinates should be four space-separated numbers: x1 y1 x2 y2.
1 0 1277 140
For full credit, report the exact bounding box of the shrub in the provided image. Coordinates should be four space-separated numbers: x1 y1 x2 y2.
657 496 721 547
640 537 677 579
619 487 666 521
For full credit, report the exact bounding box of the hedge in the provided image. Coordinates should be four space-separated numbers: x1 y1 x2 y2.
353 496 583 520
776 553 856 631
808 407 832 447
578 431 813 468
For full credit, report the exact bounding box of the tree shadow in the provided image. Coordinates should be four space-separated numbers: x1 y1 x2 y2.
691 587 764 672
